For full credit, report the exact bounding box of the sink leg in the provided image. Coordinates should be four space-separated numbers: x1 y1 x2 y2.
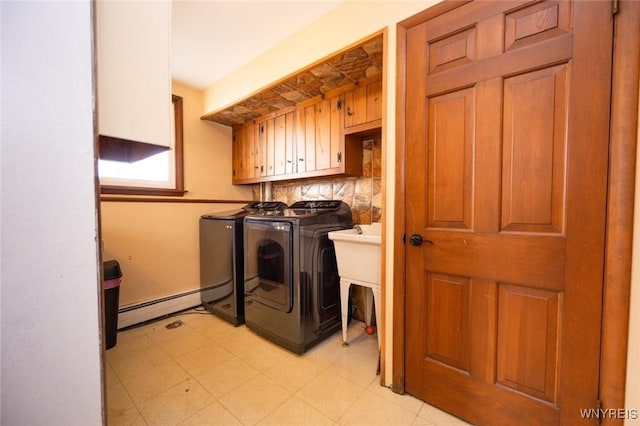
364 287 373 327
340 278 350 347
371 285 381 350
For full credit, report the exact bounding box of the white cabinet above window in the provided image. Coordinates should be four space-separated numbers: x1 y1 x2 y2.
96 0 172 150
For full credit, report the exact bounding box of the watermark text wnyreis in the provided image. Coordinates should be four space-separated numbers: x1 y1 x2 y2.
580 408 638 420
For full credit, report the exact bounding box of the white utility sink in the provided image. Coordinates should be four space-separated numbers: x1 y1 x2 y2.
328 222 381 285
328 222 381 348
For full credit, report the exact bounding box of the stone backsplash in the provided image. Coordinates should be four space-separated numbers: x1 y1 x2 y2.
253 137 382 224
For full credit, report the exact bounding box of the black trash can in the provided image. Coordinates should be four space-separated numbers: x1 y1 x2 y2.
103 260 122 350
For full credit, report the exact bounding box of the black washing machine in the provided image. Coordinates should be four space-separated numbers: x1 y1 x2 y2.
243 200 353 353
199 202 286 325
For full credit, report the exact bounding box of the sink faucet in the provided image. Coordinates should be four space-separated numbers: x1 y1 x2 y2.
353 224 362 234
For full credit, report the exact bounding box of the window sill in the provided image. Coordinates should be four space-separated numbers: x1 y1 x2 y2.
100 186 187 197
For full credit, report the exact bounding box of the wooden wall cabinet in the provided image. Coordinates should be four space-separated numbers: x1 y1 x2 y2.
231 74 382 184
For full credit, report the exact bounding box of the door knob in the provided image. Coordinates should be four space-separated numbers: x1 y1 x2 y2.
409 234 433 246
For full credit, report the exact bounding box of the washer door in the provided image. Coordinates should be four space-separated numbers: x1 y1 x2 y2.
244 220 293 312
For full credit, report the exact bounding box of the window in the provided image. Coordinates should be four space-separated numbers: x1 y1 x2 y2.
99 95 184 196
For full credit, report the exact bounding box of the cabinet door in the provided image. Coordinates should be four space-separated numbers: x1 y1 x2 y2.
257 120 268 177
274 113 293 175
245 121 258 179
232 128 244 182
266 118 275 176
315 98 332 170
304 105 317 172
295 104 317 173
366 80 383 123
284 112 295 174
316 94 344 171
232 122 256 182
344 85 367 128
330 94 343 169
295 107 306 173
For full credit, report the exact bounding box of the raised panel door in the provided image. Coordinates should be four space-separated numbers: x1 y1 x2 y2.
404 1 612 424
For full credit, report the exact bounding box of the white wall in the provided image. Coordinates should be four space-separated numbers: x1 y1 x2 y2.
1 1 103 424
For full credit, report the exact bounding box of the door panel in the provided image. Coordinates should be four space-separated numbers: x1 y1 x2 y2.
502 65 568 234
428 88 474 229
496 284 560 404
425 273 470 372
404 1 612 424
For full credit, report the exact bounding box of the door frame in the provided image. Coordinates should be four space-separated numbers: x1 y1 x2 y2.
392 1 640 422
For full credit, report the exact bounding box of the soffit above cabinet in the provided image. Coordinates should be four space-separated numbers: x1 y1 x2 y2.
201 34 383 127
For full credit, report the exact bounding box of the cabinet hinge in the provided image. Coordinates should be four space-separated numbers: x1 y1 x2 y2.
613 0 619 15
337 152 342 163
336 99 343 111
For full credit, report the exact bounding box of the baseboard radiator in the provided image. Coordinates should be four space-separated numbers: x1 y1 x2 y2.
117 288 203 329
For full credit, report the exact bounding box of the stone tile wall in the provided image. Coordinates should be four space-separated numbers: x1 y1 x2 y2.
255 137 382 224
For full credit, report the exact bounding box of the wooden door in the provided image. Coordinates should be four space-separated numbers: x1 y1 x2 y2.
404 1 613 425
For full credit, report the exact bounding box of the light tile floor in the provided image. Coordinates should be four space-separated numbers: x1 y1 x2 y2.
105 308 472 425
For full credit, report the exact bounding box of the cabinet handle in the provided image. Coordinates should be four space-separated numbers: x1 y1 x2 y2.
298 158 304 162
287 160 292 163
346 106 353 116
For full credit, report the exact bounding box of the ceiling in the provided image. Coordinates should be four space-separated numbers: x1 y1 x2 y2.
170 0 345 90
